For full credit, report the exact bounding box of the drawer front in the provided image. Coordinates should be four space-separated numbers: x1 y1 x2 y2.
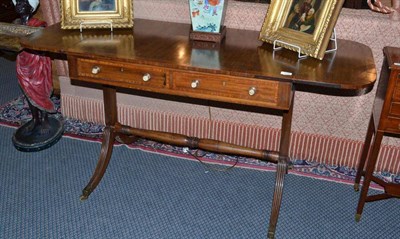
382 116 400 134
389 102 400 117
171 71 292 109
388 73 400 119
392 73 400 102
75 58 167 89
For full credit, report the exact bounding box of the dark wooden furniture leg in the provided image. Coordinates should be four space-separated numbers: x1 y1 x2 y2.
355 130 384 221
354 116 375 191
80 86 118 201
267 92 294 239
353 47 400 223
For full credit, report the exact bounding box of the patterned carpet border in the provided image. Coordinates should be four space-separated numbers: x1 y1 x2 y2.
1 95 399 188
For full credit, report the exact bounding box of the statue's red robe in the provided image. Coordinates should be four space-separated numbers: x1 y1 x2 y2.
16 18 55 113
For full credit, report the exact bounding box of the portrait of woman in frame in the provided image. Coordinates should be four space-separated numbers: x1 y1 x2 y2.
259 0 345 60
78 0 116 12
61 0 133 29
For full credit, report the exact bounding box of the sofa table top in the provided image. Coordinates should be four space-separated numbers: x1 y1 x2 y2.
20 18 377 96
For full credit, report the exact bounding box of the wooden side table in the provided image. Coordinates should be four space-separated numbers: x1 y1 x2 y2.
354 46 400 222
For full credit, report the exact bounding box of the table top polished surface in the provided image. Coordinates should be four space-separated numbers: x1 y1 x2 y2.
20 19 377 96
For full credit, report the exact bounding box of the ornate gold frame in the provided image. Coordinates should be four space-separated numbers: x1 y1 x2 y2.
259 0 344 60
61 0 133 30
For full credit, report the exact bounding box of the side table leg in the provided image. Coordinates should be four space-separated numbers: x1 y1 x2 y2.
355 131 383 222
354 116 375 191
267 91 294 238
267 159 288 239
80 126 116 201
80 86 118 201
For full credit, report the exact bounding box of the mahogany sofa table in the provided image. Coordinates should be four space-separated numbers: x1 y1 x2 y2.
20 19 376 238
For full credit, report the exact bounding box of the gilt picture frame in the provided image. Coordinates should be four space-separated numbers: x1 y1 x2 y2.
61 0 133 30
259 0 345 60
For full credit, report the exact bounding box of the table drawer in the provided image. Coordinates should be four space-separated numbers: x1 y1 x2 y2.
75 58 167 89
383 116 400 134
389 102 400 117
392 74 400 102
171 71 292 109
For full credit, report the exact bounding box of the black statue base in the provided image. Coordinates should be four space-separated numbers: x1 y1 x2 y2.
12 116 64 152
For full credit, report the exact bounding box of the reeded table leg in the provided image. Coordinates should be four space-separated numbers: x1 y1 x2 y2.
267 92 294 239
268 159 289 239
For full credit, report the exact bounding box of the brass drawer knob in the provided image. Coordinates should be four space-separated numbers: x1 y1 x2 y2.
248 86 257 96
191 80 200 89
91 66 101 75
142 73 151 82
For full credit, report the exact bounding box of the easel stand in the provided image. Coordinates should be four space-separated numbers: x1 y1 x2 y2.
273 29 338 59
80 21 114 32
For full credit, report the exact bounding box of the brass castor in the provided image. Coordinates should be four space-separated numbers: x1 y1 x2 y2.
79 189 91 201
355 214 362 222
79 194 88 201
267 231 275 239
354 183 360 192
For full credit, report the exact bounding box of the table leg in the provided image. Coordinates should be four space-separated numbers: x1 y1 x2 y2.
80 86 118 201
355 131 383 222
267 159 289 239
267 92 294 239
354 116 375 191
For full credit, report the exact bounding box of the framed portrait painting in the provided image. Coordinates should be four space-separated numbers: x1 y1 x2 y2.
61 0 133 30
259 0 345 60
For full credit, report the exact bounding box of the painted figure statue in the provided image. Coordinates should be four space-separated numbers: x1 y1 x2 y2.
12 0 63 151
12 0 38 25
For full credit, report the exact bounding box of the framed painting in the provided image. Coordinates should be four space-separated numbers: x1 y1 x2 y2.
61 0 133 30
259 0 345 60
